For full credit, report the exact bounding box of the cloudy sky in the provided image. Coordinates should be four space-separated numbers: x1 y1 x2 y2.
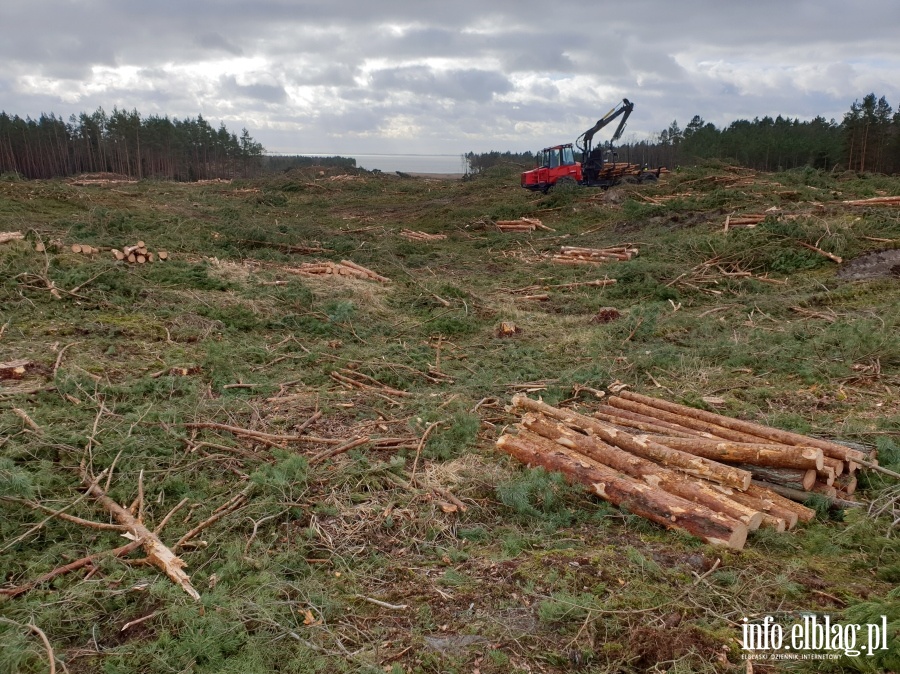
3 1 900 157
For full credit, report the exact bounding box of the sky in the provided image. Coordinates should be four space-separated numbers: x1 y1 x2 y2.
2 1 900 158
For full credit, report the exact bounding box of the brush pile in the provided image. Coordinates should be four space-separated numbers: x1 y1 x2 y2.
498 391 875 550
551 245 638 265
287 259 390 283
398 229 447 242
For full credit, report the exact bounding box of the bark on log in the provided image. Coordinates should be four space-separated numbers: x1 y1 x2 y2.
749 481 819 520
607 396 765 443
595 405 707 437
816 466 835 486
616 390 865 463
755 481 861 510
833 474 857 495
645 435 824 470
811 482 838 498
496 433 748 549
822 456 844 477
733 466 816 491
717 488 795 530
510 395 751 489
519 417 763 529
593 410 700 437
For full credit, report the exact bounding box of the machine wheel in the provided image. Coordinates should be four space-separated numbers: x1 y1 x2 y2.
554 176 579 193
639 173 659 184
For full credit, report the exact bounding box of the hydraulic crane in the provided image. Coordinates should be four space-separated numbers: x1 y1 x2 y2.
520 99 663 192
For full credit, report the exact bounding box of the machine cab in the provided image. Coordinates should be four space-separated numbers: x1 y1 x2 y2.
521 144 582 192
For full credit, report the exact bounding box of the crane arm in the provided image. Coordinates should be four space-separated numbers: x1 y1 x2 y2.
577 98 634 150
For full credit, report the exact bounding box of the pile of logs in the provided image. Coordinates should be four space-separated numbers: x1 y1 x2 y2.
723 213 767 230
0 231 24 245
497 391 876 550
594 391 869 500
552 245 638 265
70 243 102 255
287 260 390 283
398 229 447 242
496 218 554 233
111 241 168 264
843 196 900 207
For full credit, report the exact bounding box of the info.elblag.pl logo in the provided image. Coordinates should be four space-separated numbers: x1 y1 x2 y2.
741 614 891 660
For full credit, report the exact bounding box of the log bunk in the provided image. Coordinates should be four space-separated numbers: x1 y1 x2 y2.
497 390 877 550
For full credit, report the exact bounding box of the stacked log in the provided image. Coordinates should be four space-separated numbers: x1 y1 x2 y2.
495 217 554 233
111 241 169 264
0 231 24 245
399 229 447 242
842 196 900 207
492 392 883 549
70 243 103 255
596 389 870 506
552 245 638 265
287 260 390 283
723 214 767 230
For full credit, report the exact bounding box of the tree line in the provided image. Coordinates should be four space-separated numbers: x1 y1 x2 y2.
468 93 900 175
0 108 265 181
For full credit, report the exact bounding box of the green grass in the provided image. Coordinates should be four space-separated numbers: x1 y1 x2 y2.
1 165 899 673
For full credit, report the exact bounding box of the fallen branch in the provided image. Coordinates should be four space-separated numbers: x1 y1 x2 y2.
80 467 200 600
0 540 142 598
0 618 56 674
309 436 371 465
183 421 342 446
172 485 252 552
796 241 842 264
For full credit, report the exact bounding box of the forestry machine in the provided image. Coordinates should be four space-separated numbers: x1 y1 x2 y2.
520 98 662 192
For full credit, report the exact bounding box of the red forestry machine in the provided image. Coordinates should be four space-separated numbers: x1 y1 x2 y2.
520 98 663 192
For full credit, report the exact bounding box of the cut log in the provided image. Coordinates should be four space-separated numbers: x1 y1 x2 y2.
745 482 816 522
510 395 751 489
607 396 766 443
718 488 795 530
595 405 708 437
0 231 25 245
496 433 748 549
158 251 169 260
810 482 838 498
833 474 857 496
519 417 763 529
822 456 844 477
816 466 836 486
615 390 865 463
645 435 824 471
593 409 700 437
112 249 125 261
339 259 390 283
71 244 83 253
732 465 816 491
755 481 860 510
